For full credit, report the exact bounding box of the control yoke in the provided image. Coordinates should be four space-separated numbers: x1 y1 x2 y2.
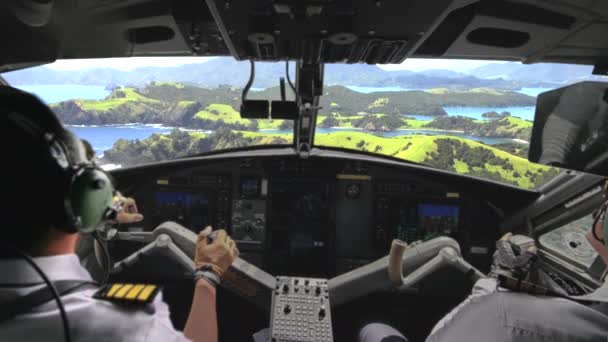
388 239 485 290
104 222 485 312
104 222 277 312
328 237 485 307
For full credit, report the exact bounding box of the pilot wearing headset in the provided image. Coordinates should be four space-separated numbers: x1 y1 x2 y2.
0 86 238 342
359 217 608 342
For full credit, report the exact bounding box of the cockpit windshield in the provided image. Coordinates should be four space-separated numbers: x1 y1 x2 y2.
3 57 605 189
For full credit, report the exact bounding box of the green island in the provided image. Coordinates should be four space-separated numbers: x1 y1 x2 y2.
50 82 557 189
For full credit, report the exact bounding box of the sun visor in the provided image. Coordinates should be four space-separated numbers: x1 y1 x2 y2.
240 100 270 119
270 101 298 120
529 81 608 176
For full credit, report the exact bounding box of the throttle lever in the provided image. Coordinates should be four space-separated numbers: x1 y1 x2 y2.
388 239 410 285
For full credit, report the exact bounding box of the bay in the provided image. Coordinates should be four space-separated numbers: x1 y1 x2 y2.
402 105 535 121
443 106 536 121
15 84 110 103
68 124 172 157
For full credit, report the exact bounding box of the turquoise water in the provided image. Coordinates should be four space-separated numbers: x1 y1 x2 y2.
68 124 172 157
443 106 536 121
403 106 535 121
15 84 110 103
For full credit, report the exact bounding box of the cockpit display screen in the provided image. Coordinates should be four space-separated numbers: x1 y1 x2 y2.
154 191 210 230
417 204 460 236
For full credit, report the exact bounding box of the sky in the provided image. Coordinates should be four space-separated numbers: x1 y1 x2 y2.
45 56 498 72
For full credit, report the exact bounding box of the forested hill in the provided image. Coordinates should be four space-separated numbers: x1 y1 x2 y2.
101 129 559 189
316 86 534 116
50 83 535 125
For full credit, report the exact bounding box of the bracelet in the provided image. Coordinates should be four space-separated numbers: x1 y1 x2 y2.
194 270 221 288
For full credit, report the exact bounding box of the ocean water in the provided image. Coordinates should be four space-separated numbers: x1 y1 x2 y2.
443 106 536 121
403 105 536 121
15 84 110 103
68 124 173 157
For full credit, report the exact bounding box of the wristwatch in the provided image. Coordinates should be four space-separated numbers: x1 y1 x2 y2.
194 265 221 288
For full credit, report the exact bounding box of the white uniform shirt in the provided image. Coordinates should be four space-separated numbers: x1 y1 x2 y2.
426 278 608 342
0 254 191 342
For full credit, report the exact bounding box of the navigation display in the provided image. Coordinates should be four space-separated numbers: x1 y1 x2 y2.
417 204 460 236
154 191 210 230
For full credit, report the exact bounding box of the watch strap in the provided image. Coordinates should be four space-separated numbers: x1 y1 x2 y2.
194 270 221 288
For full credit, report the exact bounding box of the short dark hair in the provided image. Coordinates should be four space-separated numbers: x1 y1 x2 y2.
2 94 72 255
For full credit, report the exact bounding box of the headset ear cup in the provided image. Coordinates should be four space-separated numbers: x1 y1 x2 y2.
69 168 115 234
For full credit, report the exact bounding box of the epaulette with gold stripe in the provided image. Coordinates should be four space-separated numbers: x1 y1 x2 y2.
93 283 161 305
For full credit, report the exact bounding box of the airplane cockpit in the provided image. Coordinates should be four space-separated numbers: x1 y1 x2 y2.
2 0 608 341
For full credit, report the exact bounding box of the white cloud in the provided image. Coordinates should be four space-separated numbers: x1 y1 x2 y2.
378 58 504 72
46 57 215 71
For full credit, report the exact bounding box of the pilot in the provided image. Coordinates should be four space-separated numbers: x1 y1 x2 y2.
359 212 608 341
0 86 238 342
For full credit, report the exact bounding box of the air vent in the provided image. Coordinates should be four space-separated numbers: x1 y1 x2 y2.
126 26 175 44
416 0 574 56
467 28 530 48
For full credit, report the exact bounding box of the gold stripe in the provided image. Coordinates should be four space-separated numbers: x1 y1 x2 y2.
125 284 146 299
336 174 371 181
137 285 157 301
106 284 123 297
114 284 134 299
446 192 460 198
156 179 169 185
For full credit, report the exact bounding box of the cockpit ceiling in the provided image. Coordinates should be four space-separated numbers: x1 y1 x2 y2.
2 0 608 72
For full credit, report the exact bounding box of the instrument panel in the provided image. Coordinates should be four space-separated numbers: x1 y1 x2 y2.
117 156 515 277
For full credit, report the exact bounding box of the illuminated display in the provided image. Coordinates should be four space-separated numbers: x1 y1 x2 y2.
417 204 460 236
155 191 210 229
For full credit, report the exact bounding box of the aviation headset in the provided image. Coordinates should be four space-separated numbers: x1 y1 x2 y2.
2 86 121 234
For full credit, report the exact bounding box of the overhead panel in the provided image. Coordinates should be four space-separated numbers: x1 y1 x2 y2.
2 0 608 71
204 0 456 64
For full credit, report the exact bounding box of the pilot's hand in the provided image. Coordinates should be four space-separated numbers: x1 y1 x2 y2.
195 227 239 277
116 197 144 224
490 232 537 279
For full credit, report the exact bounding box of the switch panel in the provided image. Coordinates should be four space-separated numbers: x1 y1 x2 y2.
270 277 333 342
